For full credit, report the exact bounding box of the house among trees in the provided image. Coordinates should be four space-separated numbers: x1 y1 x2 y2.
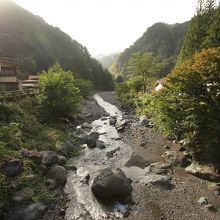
0 57 21 91
154 79 167 91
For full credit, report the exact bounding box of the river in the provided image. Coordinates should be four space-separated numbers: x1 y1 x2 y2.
65 94 133 220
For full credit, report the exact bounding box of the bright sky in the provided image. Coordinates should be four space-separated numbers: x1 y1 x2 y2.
13 0 198 57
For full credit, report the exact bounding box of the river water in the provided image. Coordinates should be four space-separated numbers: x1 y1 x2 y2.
65 94 133 220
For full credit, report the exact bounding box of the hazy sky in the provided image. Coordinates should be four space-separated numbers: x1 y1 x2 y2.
13 0 198 57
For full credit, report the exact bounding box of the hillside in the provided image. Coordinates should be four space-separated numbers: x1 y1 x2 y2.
112 22 189 78
0 1 113 89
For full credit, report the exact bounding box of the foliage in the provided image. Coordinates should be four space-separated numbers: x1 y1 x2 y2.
0 123 23 151
115 76 144 106
128 52 159 91
39 63 82 120
177 1 220 65
0 1 113 90
0 103 25 124
112 22 189 77
0 174 11 201
146 47 220 162
74 79 94 98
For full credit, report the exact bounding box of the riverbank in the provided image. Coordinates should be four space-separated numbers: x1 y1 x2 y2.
46 91 220 220
98 92 220 220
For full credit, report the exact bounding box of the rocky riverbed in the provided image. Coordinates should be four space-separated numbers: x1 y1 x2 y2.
13 91 219 220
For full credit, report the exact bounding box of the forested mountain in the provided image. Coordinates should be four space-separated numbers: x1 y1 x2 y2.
97 53 120 70
0 1 113 89
177 0 220 65
112 22 189 78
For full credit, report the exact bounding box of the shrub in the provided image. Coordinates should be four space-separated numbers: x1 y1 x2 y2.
0 103 25 124
39 63 82 120
115 76 144 106
74 79 94 98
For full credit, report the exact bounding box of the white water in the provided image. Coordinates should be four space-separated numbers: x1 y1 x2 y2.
65 94 132 220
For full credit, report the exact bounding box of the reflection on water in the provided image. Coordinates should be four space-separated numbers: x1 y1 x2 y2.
65 94 132 220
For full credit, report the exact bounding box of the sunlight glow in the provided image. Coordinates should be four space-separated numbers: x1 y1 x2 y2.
12 0 198 56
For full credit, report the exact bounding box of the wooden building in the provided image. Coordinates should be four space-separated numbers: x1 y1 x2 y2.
0 57 20 91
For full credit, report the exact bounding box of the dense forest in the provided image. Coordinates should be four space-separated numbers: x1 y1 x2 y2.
112 22 189 78
0 1 113 89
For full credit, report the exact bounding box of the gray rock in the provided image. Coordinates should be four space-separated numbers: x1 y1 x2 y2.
139 174 171 186
81 122 92 129
185 162 220 181
106 147 120 158
76 133 88 145
12 187 34 202
64 164 77 171
87 132 99 148
124 152 149 169
21 149 43 162
109 117 117 126
197 196 208 205
92 167 132 198
103 112 110 117
96 140 106 149
7 202 47 220
41 151 59 166
3 159 23 177
139 116 149 126
101 117 107 121
49 165 67 186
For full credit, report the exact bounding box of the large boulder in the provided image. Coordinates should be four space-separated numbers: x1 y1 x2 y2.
49 165 67 186
12 187 34 202
92 167 132 198
124 152 149 169
7 202 47 220
41 151 59 166
185 162 220 181
3 159 23 177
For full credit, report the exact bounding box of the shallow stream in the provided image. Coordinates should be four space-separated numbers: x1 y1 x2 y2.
65 94 133 220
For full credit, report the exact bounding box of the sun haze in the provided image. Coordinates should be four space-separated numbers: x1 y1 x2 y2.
12 0 198 56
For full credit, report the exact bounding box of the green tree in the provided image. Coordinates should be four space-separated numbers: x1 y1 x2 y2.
128 52 158 92
74 79 94 98
39 63 82 120
148 47 220 162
